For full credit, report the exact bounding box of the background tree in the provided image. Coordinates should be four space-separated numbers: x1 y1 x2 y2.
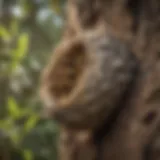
0 0 64 159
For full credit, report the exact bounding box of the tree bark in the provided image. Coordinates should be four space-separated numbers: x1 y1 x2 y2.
45 0 160 160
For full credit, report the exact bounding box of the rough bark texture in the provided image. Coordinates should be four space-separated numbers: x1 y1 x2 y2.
40 0 160 160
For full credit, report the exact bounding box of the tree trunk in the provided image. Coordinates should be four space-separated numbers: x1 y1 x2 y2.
42 0 160 160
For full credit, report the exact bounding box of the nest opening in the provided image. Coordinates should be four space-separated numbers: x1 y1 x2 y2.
50 43 87 102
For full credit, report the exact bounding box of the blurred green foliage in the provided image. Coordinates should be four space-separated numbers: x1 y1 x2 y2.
0 0 64 159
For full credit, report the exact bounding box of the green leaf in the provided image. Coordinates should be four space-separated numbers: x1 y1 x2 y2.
7 97 20 119
9 32 29 73
23 150 34 160
24 115 39 132
10 127 21 145
0 25 10 41
17 33 29 58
